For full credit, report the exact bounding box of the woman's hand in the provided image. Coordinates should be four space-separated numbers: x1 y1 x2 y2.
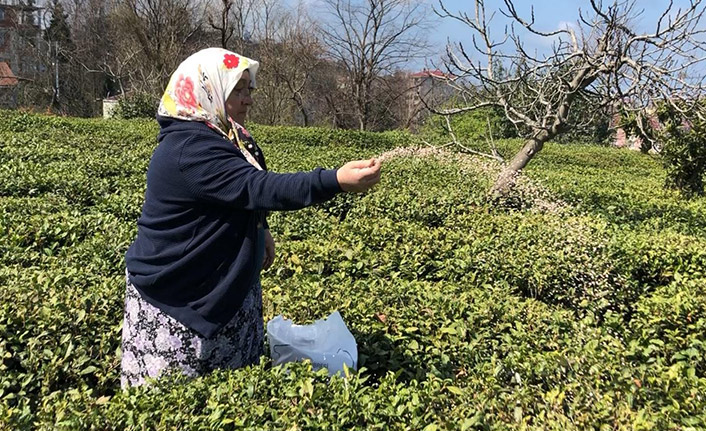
263 229 275 271
337 158 382 192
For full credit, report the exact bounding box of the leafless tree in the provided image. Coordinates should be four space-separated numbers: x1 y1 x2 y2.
110 0 205 93
268 3 324 126
57 0 116 113
247 0 327 126
22 0 203 114
319 0 431 131
246 0 296 125
434 0 706 196
206 0 256 52
208 0 236 49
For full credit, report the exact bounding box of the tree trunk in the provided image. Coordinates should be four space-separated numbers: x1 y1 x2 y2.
490 134 549 197
292 93 309 126
357 95 366 130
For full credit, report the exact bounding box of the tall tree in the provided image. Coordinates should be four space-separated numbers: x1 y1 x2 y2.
207 0 256 52
319 0 431 131
208 0 236 49
249 0 324 126
110 0 205 93
68 0 117 100
44 0 73 55
44 0 74 110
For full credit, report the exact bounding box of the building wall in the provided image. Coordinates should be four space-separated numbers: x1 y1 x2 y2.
0 86 17 107
0 1 41 77
404 73 455 130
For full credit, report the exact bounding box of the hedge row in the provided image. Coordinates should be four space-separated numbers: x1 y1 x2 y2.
1 110 705 430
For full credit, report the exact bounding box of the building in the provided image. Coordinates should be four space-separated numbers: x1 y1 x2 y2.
102 96 119 118
0 0 42 80
609 107 668 152
404 69 455 129
0 60 18 107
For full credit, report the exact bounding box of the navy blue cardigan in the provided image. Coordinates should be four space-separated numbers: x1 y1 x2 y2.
125 117 342 337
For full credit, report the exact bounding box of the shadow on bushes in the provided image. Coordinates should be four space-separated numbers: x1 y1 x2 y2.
351 328 456 384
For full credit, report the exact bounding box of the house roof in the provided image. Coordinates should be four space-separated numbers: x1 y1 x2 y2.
0 61 18 87
409 69 452 79
0 1 41 11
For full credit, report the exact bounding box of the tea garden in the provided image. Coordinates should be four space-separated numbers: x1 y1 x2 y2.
1 110 705 430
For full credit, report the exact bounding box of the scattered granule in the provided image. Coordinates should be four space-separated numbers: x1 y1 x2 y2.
376 146 445 162
514 174 570 215
376 145 570 215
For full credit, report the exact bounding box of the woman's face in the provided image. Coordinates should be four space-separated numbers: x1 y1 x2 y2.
225 70 253 125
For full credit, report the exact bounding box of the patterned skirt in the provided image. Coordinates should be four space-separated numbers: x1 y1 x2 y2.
120 273 265 389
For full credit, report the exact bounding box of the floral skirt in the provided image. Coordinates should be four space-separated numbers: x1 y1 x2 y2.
120 273 264 389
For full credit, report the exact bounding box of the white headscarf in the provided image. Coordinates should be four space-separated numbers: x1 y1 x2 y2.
158 48 263 169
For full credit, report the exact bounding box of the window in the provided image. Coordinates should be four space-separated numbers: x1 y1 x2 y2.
0 8 5 22
0 30 5 48
27 12 36 26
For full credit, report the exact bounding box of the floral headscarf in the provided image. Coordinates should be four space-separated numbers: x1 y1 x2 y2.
158 48 264 170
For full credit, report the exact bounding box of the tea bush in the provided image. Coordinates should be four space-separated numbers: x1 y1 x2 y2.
113 92 159 120
419 106 516 144
661 117 706 197
1 109 705 430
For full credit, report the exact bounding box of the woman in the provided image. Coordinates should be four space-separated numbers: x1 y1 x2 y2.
120 48 381 388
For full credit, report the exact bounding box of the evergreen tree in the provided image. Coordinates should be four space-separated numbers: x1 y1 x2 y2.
44 0 73 62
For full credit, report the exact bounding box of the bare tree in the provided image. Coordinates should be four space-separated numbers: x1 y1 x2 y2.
110 0 205 93
319 0 431 131
46 0 115 115
246 0 294 125
208 0 236 48
23 0 204 114
269 2 324 126
206 0 256 51
246 0 326 126
434 0 706 196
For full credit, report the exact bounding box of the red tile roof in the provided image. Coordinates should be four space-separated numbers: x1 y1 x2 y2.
0 62 18 87
409 69 452 79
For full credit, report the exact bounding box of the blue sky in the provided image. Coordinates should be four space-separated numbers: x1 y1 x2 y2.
420 0 700 71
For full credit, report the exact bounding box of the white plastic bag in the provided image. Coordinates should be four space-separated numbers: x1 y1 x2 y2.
266 311 358 376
